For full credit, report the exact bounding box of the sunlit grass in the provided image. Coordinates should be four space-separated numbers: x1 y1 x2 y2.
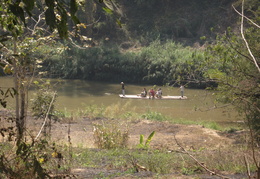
139 111 241 131
0 103 254 178
56 104 242 132
141 110 169 121
71 144 256 177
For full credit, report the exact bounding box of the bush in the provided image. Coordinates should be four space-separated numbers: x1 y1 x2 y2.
93 121 129 149
31 80 57 118
141 111 169 121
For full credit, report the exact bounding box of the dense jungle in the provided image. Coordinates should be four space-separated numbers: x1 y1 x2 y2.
0 0 259 178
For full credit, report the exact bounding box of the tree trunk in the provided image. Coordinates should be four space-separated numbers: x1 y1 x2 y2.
19 77 26 143
13 38 26 145
13 38 23 145
257 167 260 179
84 0 95 37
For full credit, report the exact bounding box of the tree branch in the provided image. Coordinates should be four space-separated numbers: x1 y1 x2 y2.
34 91 56 141
31 11 46 35
244 155 251 178
174 135 231 179
232 4 260 29
236 1 260 73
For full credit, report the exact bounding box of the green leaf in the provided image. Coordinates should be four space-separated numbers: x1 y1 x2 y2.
116 19 122 28
139 134 144 145
0 100 7 108
102 7 113 15
145 131 155 146
45 8 56 30
22 0 35 16
70 0 78 15
71 15 80 25
57 20 68 39
45 0 54 8
71 0 80 25
9 4 26 26
33 157 46 177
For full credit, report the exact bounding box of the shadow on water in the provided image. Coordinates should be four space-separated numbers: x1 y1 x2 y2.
50 79 118 97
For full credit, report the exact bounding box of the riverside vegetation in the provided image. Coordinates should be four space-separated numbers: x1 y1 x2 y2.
0 0 259 178
0 99 257 178
40 40 206 87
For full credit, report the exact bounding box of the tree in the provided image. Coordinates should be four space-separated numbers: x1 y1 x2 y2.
0 0 82 144
205 0 259 177
0 1 119 177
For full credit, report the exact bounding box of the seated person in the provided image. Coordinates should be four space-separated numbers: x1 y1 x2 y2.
140 88 147 97
156 88 162 98
149 88 155 99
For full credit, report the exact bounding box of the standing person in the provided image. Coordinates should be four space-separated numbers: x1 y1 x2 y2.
121 82 125 96
180 85 184 97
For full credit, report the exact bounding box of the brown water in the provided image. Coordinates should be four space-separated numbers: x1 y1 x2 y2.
0 76 239 124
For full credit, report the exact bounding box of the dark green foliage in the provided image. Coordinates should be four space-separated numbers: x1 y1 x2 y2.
8 3 26 26
121 0 236 45
42 40 206 86
1 0 81 39
70 0 80 25
45 8 56 30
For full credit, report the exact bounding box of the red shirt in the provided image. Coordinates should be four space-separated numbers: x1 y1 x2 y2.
150 89 155 96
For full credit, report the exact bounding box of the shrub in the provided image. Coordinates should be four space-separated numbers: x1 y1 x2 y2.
31 80 57 118
141 111 168 121
93 121 129 149
137 131 155 149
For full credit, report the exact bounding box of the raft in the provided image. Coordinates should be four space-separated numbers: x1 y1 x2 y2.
119 94 187 100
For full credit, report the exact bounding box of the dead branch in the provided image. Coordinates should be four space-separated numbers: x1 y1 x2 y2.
244 155 251 178
232 4 260 29
174 135 231 179
129 155 148 172
31 11 47 35
235 1 260 73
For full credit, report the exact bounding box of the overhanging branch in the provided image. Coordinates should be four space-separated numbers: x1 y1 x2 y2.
233 1 260 73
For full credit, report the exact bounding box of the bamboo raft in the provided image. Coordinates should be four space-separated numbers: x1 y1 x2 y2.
119 94 187 100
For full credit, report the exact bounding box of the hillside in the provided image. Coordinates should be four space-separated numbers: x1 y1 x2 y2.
79 0 238 47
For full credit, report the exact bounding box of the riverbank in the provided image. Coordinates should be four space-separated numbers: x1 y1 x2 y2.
1 108 256 178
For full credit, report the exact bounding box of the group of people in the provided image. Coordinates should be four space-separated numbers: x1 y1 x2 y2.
121 82 185 98
140 88 162 99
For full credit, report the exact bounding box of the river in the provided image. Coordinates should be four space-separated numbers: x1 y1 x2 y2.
0 76 240 127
